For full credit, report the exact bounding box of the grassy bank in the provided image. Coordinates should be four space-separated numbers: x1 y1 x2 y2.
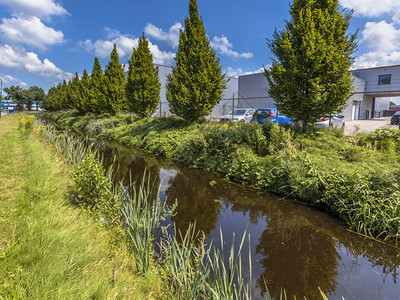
41 111 400 243
0 114 165 299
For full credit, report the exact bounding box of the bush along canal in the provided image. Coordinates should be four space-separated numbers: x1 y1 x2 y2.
37 112 400 299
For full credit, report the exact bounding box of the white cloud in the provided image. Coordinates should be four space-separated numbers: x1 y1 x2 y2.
79 28 176 66
225 67 265 77
144 22 182 48
339 0 400 68
211 35 253 59
0 0 68 18
0 44 71 80
339 0 400 23
0 16 64 50
0 74 27 87
353 20 400 68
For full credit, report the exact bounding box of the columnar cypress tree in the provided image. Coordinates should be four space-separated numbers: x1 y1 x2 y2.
126 34 161 118
76 69 91 114
67 73 80 110
89 57 104 114
101 44 127 115
166 0 227 122
265 0 357 131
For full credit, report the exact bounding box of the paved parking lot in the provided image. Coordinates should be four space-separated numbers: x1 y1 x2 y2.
344 117 398 136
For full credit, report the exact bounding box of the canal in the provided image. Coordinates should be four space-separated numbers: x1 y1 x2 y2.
97 140 400 299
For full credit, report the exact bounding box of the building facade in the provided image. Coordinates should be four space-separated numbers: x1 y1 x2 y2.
235 65 400 121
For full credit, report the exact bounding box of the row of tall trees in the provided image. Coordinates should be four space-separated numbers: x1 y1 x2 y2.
42 0 226 122
42 36 161 117
4 85 45 110
42 0 356 127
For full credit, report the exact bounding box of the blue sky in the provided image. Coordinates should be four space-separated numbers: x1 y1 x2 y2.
0 0 400 93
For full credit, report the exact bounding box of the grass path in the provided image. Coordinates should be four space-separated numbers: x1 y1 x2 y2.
0 115 165 299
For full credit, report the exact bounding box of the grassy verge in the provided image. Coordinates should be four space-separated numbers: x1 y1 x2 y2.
0 114 165 299
40 111 400 244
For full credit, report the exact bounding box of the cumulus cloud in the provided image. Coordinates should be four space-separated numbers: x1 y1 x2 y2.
144 22 182 48
0 16 64 50
0 74 27 87
211 35 253 59
353 20 400 68
339 0 400 68
0 0 68 18
0 44 72 80
79 28 176 66
339 0 400 23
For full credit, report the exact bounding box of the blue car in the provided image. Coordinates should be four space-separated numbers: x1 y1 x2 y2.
251 108 292 125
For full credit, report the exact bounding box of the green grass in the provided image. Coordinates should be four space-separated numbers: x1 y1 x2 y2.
40 111 400 244
0 114 165 299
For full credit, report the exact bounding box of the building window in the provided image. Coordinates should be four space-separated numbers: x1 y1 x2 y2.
378 74 391 85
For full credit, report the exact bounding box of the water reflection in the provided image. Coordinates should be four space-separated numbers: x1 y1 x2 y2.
94 140 400 299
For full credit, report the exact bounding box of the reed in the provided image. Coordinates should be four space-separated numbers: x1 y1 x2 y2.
121 172 175 274
160 223 211 299
206 228 252 300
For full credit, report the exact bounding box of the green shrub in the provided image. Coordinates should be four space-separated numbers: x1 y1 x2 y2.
71 153 118 221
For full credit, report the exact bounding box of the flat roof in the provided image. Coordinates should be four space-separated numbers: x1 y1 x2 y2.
350 64 400 72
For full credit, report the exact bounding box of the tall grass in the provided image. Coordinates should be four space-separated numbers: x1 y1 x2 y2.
121 172 176 274
207 228 252 300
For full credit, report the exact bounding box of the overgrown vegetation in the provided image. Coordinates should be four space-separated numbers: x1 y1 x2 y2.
0 114 165 299
41 111 400 245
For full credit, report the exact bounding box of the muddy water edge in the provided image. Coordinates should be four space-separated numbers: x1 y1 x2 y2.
91 137 400 300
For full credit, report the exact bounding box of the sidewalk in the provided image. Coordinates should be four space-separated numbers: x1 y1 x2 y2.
344 117 397 136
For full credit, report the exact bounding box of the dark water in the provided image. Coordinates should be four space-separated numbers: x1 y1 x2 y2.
97 141 400 300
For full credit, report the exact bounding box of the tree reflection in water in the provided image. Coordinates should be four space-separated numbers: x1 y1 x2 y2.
94 140 400 299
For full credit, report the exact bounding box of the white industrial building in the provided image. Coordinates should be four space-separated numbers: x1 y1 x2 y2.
156 64 400 120
236 64 400 121
155 64 238 117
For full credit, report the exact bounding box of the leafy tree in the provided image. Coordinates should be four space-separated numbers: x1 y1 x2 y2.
28 86 45 110
4 86 23 109
265 0 357 131
166 0 227 122
101 44 127 115
126 34 161 118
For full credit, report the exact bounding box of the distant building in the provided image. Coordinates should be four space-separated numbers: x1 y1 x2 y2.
155 64 238 118
236 64 400 120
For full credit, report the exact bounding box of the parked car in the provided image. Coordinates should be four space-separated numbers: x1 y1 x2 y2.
250 108 293 125
315 113 345 129
219 108 255 123
390 111 400 124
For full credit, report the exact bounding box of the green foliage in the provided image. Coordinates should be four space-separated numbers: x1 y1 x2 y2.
75 69 91 114
101 44 127 115
166 0 227 122
41 111 400 243
266 0 357 131
89 57 105 114
126 34 161 118
66 73 80 109
4 85 45 111
122 172 176 274
71 152 112 209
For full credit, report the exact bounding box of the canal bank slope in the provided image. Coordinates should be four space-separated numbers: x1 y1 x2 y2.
41 111 400 245
0 114 165 298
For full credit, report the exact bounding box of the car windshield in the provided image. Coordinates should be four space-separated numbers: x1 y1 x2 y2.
228 110 247 116
254 109 271 119
395 111 400 115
